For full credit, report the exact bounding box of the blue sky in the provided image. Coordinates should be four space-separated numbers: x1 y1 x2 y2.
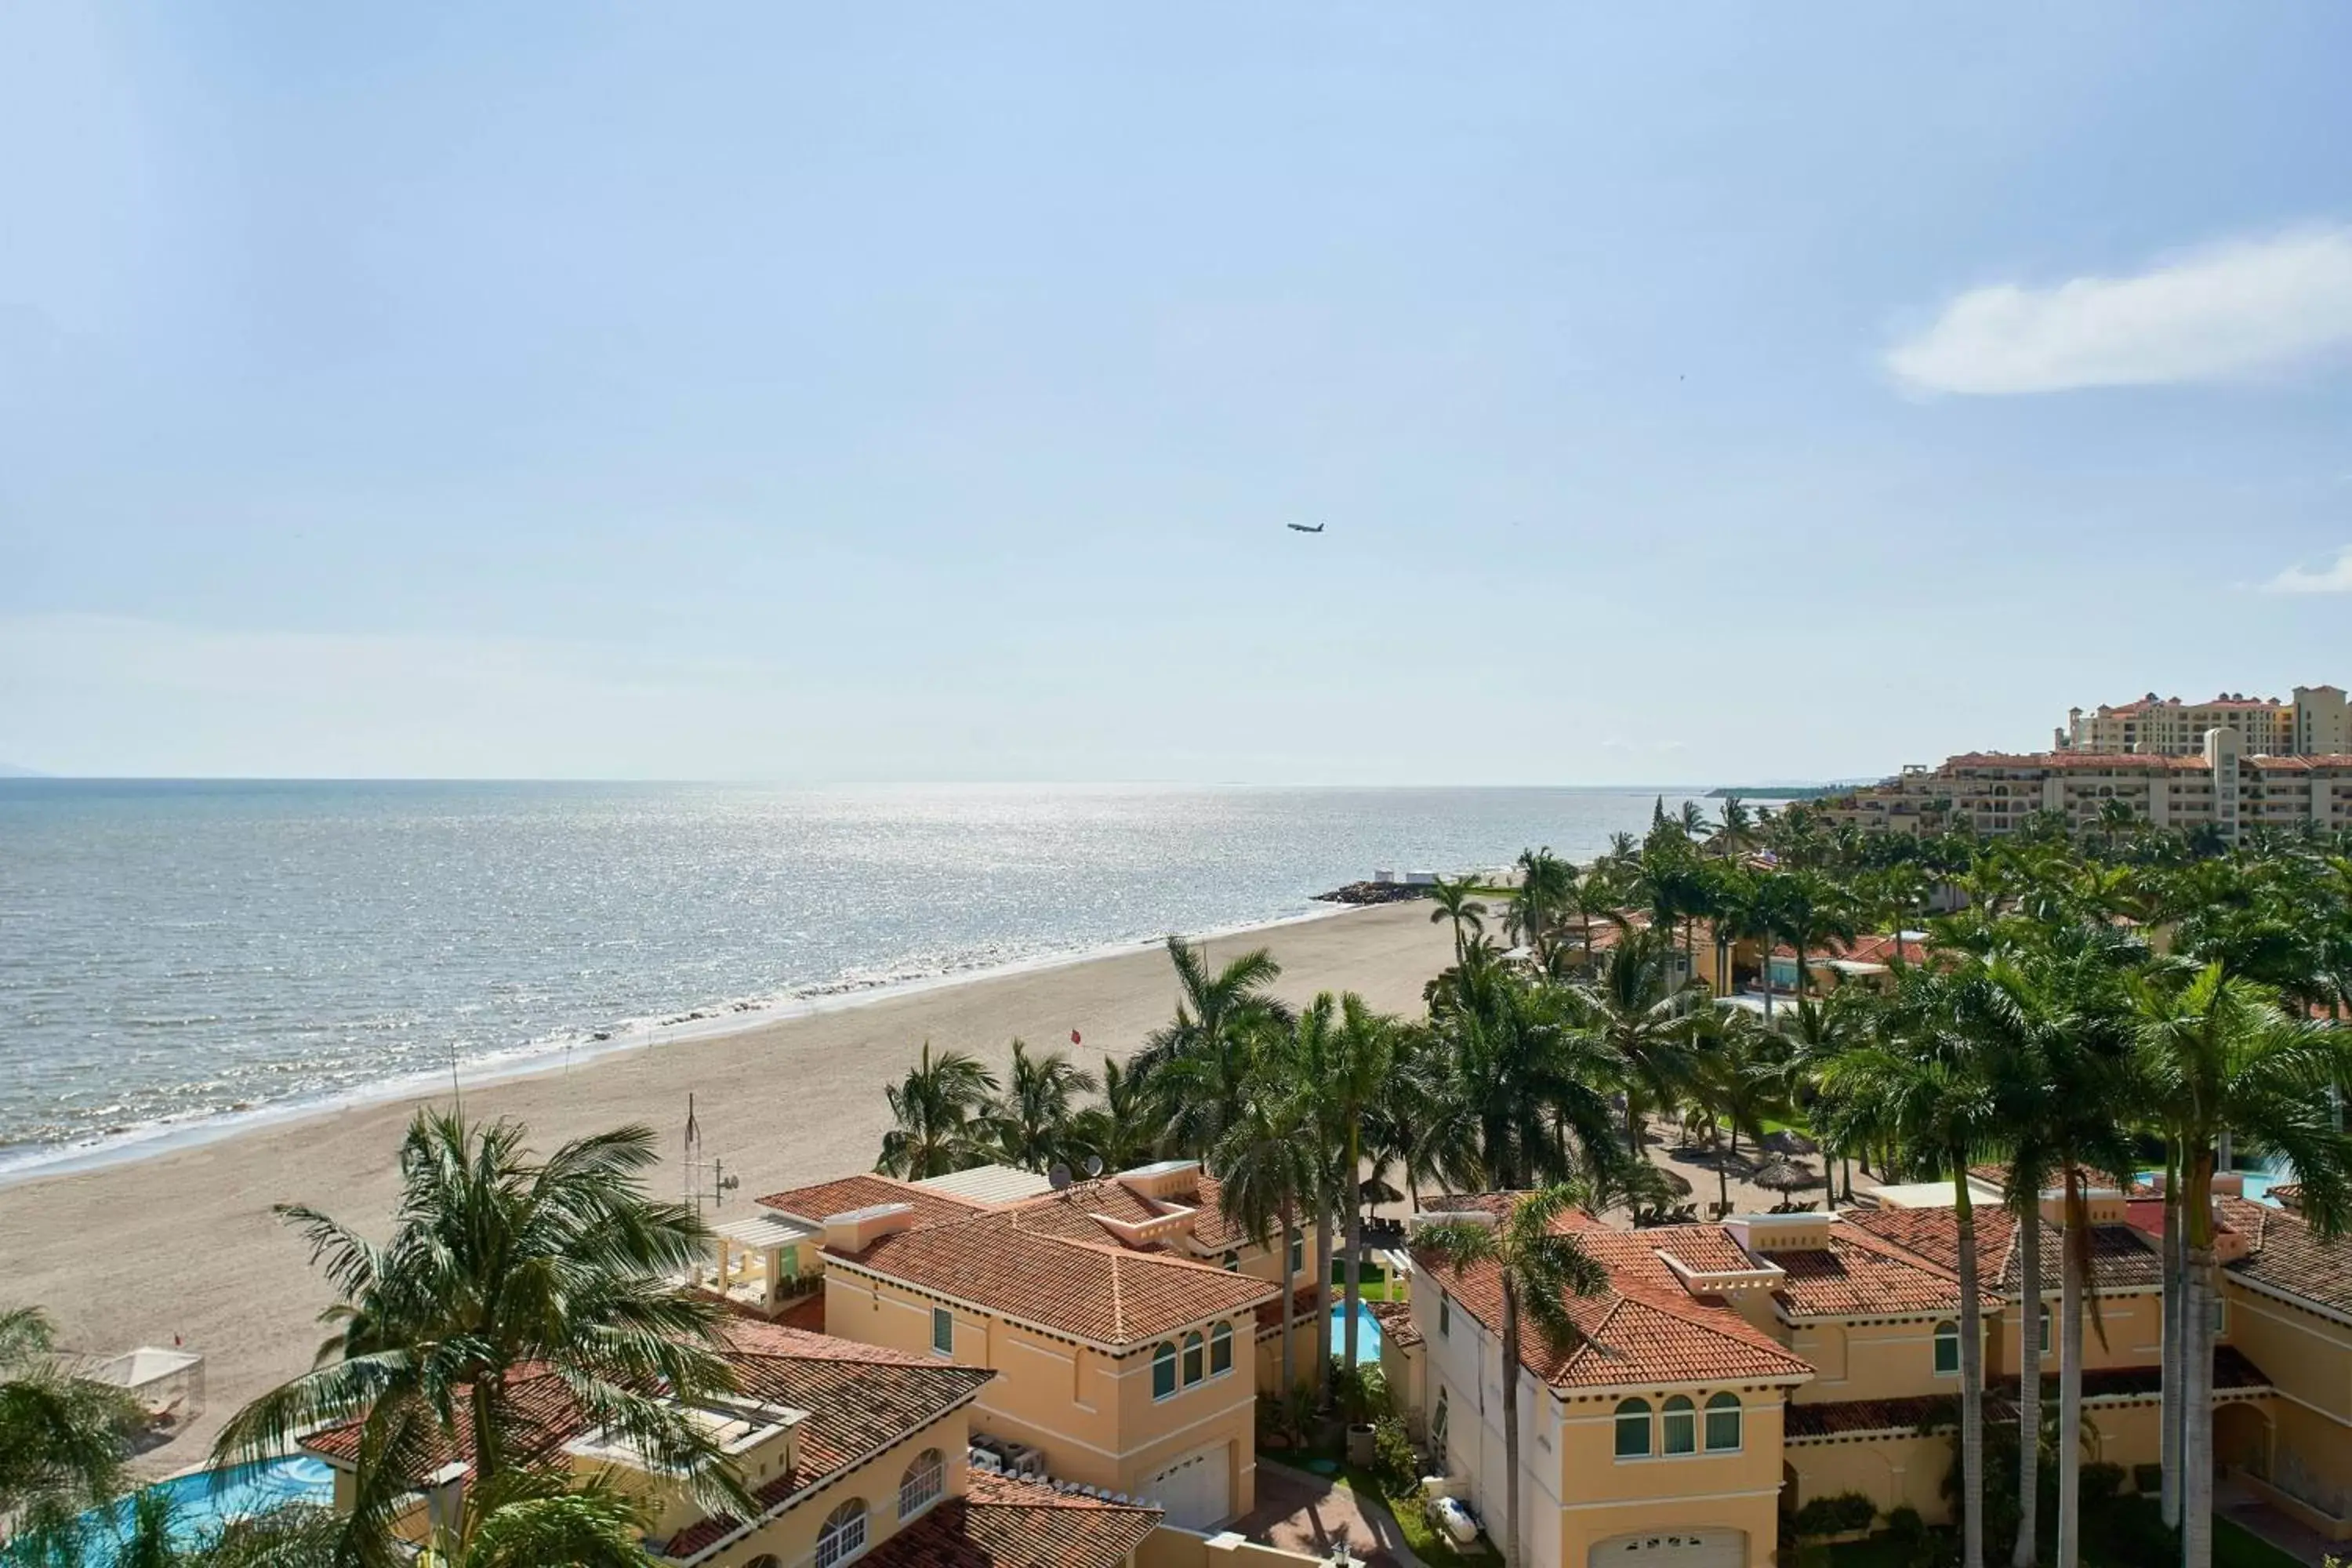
3 4 2350 783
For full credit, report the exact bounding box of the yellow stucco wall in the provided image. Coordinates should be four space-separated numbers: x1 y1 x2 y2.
2224 1282 2351 1424
698 1413 973 1568
1788 1433 1947 1522
1788 1317 1955 1404
822 1265 1259 1522
1138 1525 1324 1568
1984 1294 2164 1380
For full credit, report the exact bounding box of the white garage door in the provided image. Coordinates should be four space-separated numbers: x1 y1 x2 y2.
1144 1443 1232 1532
1589 1530 1744 1568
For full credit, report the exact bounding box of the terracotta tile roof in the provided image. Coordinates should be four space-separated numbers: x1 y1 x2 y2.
659 1354 997 1561
1843 1207 2161 1296
2223 1202 2352 1319
1367 1299 1423 1349
755 1174 988 1229
844 1207 1277 1345
1415 1227 1812 1391
1785 1347 2274 1440
1255 1284 1321 1335
862 1472 1161 1568
1763 1229 1994 1319
307 1331 996 1568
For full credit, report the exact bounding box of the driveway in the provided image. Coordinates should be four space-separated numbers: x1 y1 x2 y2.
1232 1459 1425 1568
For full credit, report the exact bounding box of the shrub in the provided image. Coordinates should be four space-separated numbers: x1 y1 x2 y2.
2082 1462 2125 1506
1886 1506 1926 1545
1372 1415 1418 1497
2132 1463 2163 1496
1791 1493 1876 1538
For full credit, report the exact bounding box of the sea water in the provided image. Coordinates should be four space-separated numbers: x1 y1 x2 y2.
0 780 1701 1179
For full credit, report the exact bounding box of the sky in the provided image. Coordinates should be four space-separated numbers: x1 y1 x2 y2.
3 5 2351 786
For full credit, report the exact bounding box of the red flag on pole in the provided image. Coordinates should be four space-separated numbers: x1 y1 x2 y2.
1070 1029 1082 1046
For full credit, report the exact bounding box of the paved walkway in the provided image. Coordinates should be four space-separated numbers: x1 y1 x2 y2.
1232 1458 1429 1568
2217 1475 2340 1567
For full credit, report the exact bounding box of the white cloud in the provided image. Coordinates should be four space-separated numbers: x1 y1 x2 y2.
1886 227 2352 394
2265 546 2352 594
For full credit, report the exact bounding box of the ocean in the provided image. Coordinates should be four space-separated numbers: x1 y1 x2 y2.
0 780 1701 1180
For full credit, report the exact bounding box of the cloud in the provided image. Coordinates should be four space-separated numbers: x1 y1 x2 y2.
1886 227 2352 394
2265 546 2352 594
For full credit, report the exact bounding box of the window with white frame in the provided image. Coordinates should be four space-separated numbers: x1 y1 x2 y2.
1152 1341 1178 1399
931 1307 953 1356
1933 1319 1960 1376
1704 1393 1741 1451
1661 1396 1695 1455
1181 1330 1205 1386
815 1500 868 1568
1614 1398 1652 1458
898 1449 944 1519
1210 1322 1233 1377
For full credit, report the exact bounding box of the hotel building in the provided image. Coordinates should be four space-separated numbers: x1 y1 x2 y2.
1817 725 2352 840
2057 686 2350 757
1396 1180 2352 1568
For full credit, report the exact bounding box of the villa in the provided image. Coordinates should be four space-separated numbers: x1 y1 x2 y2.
1394 1177 2352 1568
736 1160 1323 1532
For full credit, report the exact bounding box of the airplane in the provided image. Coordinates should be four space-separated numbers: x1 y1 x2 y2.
1286 522 1325 534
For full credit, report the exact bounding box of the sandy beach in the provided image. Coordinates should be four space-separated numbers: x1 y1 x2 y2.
0 901 1455 1475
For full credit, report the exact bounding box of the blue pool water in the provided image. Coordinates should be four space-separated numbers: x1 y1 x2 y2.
66 1457 336 1564
1331 1303 1385 1359
2137 1170 2289 1207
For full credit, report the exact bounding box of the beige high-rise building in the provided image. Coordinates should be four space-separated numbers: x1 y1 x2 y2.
1820 724 2352 841
2056 685 2348 757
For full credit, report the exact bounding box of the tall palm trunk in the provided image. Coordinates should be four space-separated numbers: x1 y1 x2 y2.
1498 1272 1526 1568
1954 1167 1987 1568
1313 1200 1334 1406
2183 1152 2217 1568
1279 1205 1298 1398
1342 1123 1364 1376
2014 1214 2042 1568
2056 1172 2085 1568
2159 1161 2183 1529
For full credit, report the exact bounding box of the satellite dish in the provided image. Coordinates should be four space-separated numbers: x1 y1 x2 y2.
1083 1155 1105 1178
1048 1163 1073 1190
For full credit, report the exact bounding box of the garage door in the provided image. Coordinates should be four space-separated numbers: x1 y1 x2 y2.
1589 1530 1744 1568
1144 1443 1232 1532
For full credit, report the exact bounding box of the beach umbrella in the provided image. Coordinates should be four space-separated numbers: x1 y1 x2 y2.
1762 1130 1820 1158
1649 1167 1694 1198
1753 1158 1823 1195
1358 1175 1405 1207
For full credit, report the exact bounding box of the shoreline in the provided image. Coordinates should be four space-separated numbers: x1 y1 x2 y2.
0 898 1457 1477
0 899 1363 1192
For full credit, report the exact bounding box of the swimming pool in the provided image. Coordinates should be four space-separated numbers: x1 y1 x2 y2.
63 1456 337 1565
2137 1170 2290 1207
1330 1303 1385 1359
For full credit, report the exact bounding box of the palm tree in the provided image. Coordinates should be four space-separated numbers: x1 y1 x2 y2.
1308 994 1400 1377
1506 849 1575 967
1686 1007 1788 1210
875 1043 999 1178
989 1040 1098 1173
1209 1063 1316 1400
2132 964 2352 1568
1566 925 1698 1156
0 1305 137 1555
1135 937 1290 1156
1766 869 1860 1021
1414 1187 1610 1568
1423 965 1621 1194
214 1110 753 1551
1065 1056 1159 1174
1712 797 1759 858
1820 967 2002 1568
1428 876 1490 968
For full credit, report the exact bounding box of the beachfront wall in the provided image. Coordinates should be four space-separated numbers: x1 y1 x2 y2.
2222 1278 2352 1535
1787 1316 1966 1405
1544 1389 1789 1568
1983 1291 2166 1380
821 1265 1259 1526
1787 1431 1949 1523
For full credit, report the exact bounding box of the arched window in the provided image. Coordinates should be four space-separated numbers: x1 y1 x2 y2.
815 1500 868 1568
746 1558 782 1568
1439 1298 1451 1338
2038 1303 2051 1356
1432 1389 1449 1454
1182 1330 1206 1385
1613 1398 1652 1458
1661 1396 1695 1455
1152 1341 1178 1399
1704 1393 1742 1452
1221 1250 1240 1271
1210 1322 1233 1377
1933 1319 1960 1376
1289 1234 1305 1276
898 1449 944 1519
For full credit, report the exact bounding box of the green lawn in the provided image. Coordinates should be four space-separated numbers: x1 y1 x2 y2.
1828 1513 2307 1568
1330 1462 1501 1568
